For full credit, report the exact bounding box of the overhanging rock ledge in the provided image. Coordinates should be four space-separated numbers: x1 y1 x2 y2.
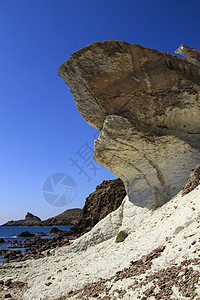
58 40 200 209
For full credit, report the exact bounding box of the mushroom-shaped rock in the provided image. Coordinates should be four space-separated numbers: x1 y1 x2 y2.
58 41 200 209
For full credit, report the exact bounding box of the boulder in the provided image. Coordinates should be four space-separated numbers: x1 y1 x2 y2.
3 249 21 259
58 41 200 209
49 227 63 234
17 231 35 237
35 232 48 237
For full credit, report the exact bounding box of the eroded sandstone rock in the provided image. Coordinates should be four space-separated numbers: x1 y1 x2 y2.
58 41 200 209
93 115 199 208
175 44 200 67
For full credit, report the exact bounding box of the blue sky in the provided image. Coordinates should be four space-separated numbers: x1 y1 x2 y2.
0 0 199 224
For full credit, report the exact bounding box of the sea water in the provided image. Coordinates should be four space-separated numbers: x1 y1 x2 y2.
0 226 71 264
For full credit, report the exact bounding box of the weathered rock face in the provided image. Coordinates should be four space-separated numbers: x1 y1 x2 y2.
1 209 82 227
175 44 200 67
182 164 200 196
58 41 200 134
2 212 42 226
25 212 41 222
41 208 82 226
58 41 200 209
93 115 199 209
69 178 126 237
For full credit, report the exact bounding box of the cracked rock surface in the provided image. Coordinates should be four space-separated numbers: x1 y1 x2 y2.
58 40 200 208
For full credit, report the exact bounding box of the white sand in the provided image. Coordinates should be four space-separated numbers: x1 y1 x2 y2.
0 187 200 299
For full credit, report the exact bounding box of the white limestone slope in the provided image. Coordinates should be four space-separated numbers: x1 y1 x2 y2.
0 186 200 299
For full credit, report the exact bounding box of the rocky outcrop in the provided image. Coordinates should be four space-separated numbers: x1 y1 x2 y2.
175 44 200 67
41 208 82 226
17 231 35 237
2 212 42 226
182 164 200 196
1 184 200 300
58 41 200 209
1 179 125 265
68 178 126 237
1 209 82 227
0 279 27 300
25 212 41 222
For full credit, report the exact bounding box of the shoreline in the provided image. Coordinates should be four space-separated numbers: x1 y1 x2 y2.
0 226 72 265
0 188 200 299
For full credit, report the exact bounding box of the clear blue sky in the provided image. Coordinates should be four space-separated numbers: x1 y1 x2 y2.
0 0 199 224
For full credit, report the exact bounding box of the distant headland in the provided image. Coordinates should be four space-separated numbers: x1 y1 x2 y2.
1 209 82 227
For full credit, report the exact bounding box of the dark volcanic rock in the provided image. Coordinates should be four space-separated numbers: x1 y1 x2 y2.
68 178 126 237
0 238 5 243
182 164 200 196
4 249 22 259
41 208 82 226
17 231 35 237
2 179 125 264
1 209 82 227
5 235 71 263
49 227 64 234
2 212 41 226
25 212 41 222
35 232 48 237
0 279 27 299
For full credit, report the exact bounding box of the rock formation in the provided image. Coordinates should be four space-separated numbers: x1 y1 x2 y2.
41 208 82 226
175 44 200 67
25 212 41 223
1 178 125 237
58 41 200 209
1 185 200 299
69 178 126 237
1 209 82 227
182 163 200 196
1 42 200 300
2 212 41 226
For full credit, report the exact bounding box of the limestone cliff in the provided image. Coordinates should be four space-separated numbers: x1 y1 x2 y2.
58 41 200 209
